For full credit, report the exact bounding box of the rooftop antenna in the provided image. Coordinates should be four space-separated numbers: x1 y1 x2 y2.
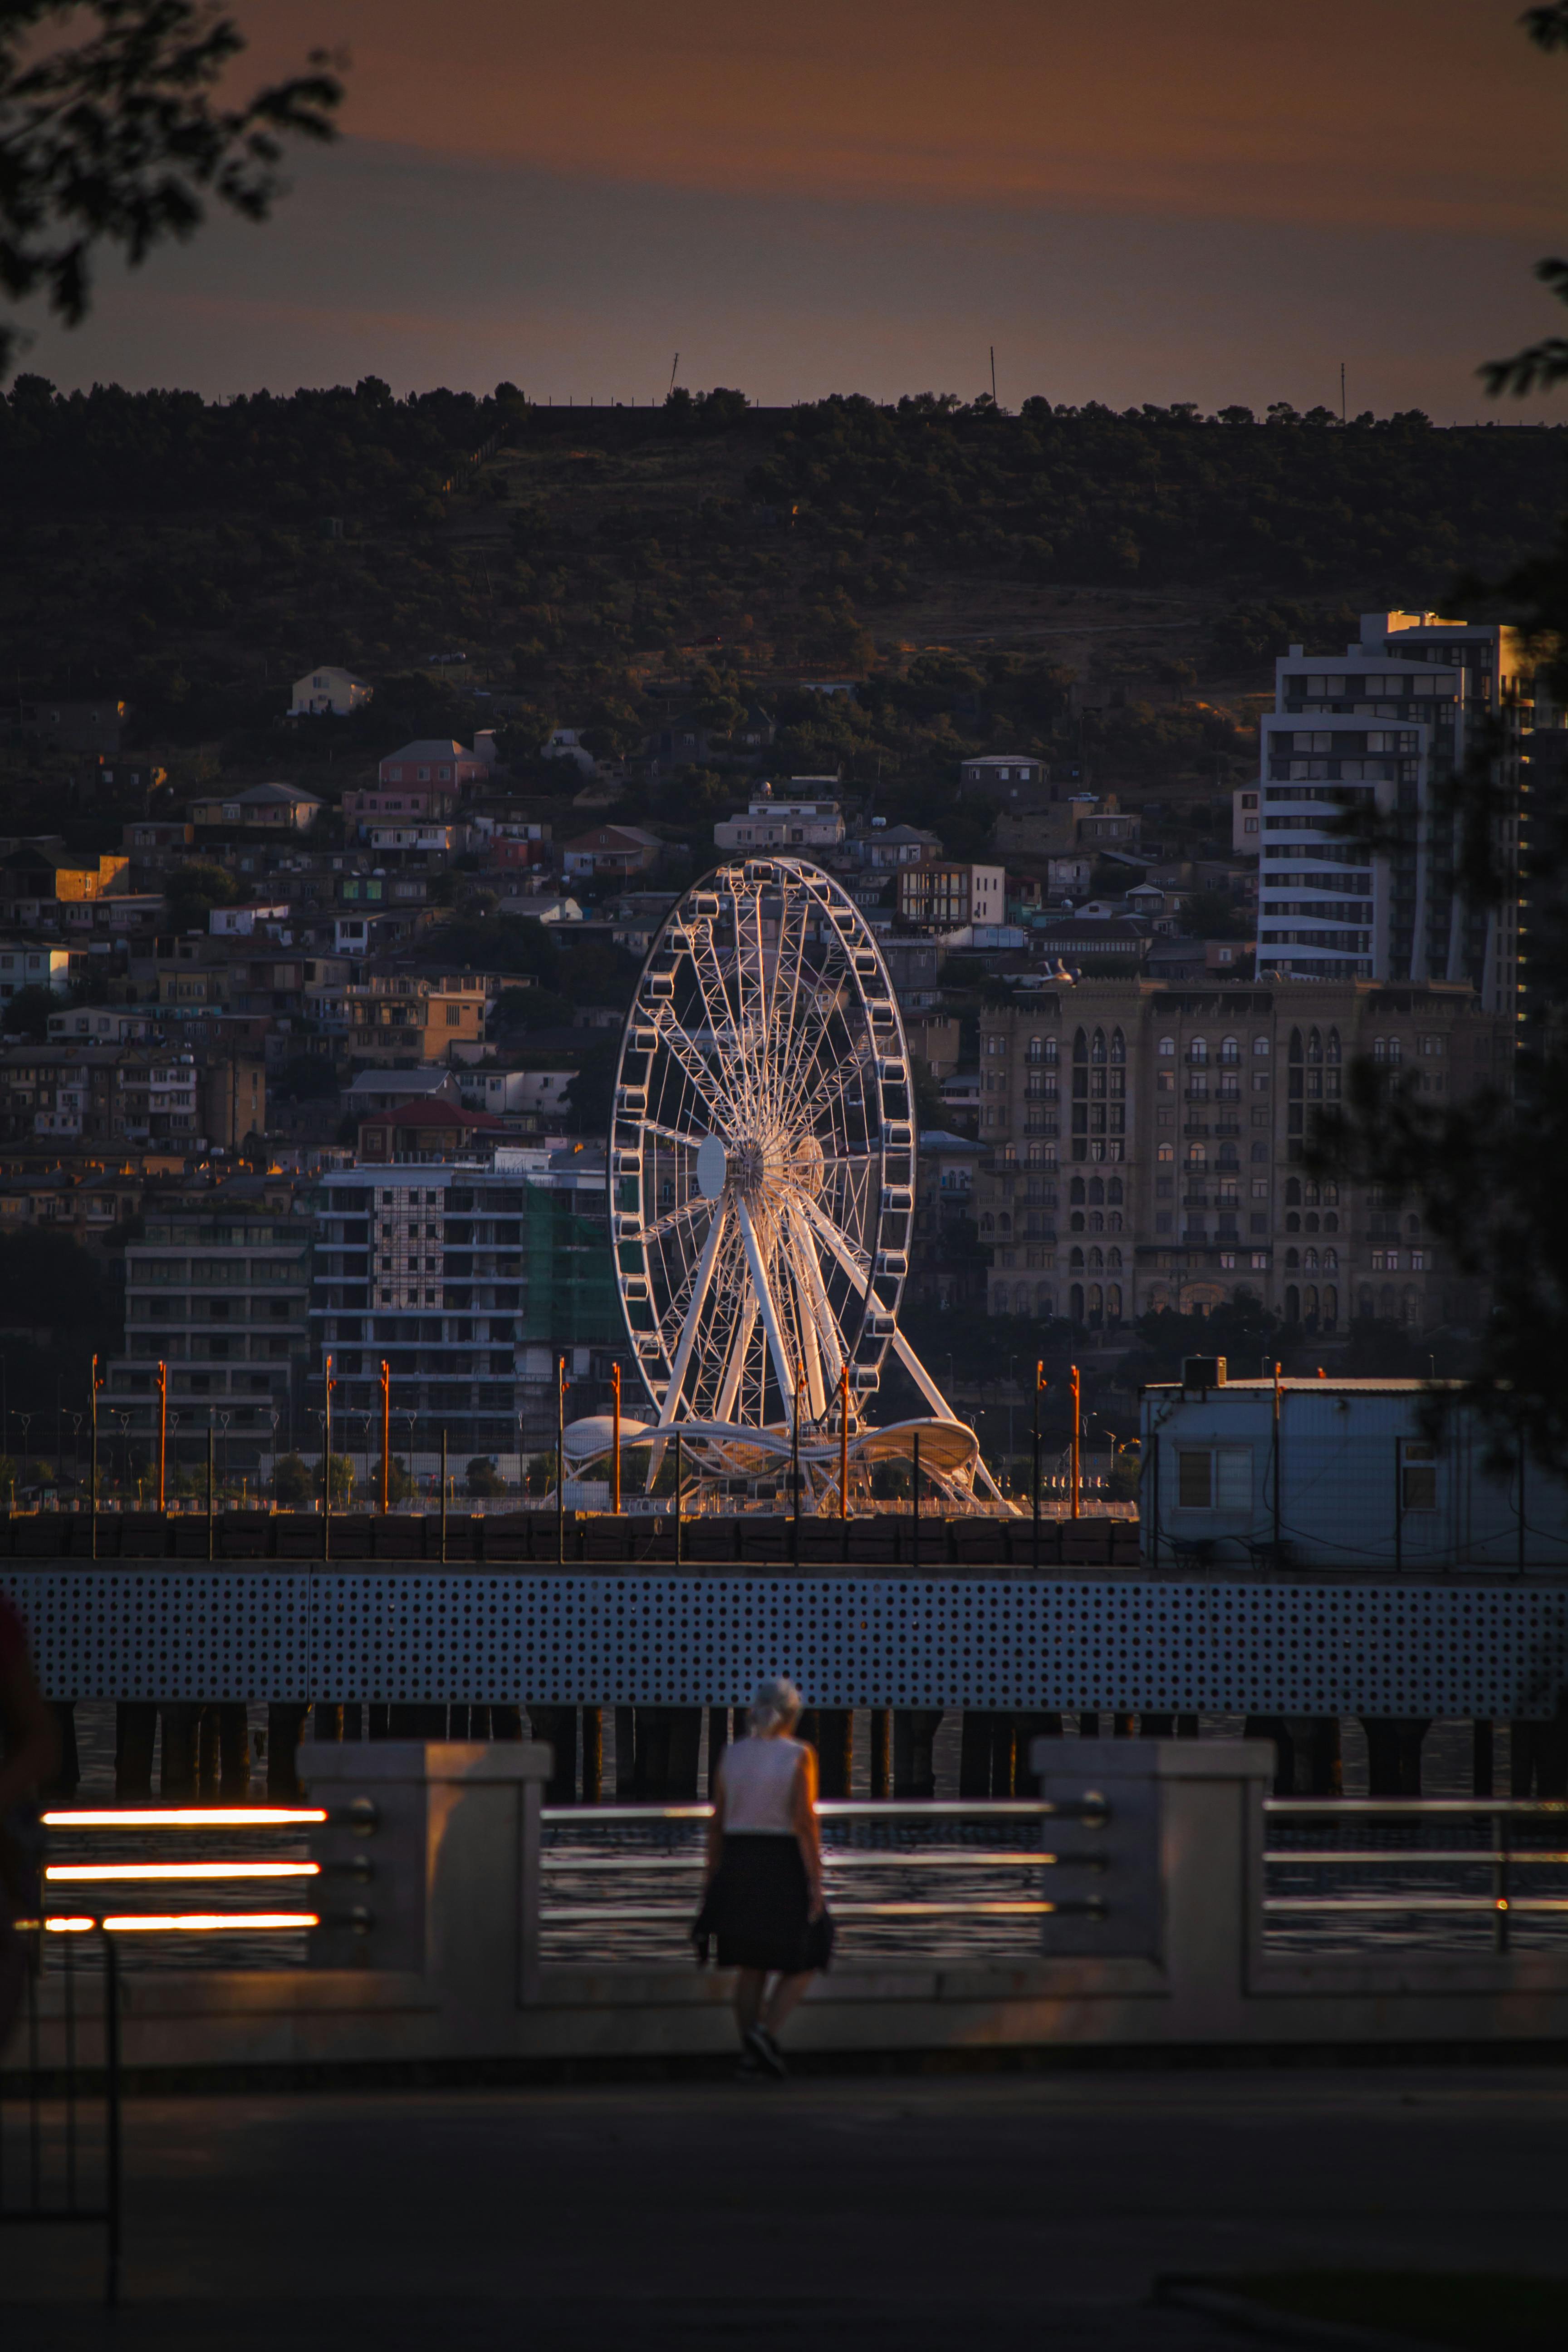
668 352 680 398
990 345 997 406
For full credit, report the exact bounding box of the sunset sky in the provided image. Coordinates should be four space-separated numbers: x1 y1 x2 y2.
20 0 1568 417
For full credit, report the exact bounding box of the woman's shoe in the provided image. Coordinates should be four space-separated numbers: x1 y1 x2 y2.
746 2025 787 2078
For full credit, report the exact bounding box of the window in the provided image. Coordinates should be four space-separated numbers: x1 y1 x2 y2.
1158 1037 1175 1058
1401 1445 1438 1512
1253 1036 1269 1057
1177 1447 1252 1511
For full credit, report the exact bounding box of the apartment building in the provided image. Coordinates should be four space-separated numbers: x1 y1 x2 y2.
1249 610 1531 1015
307 1152 617 1459
344 972 494 1068
103 1177 314 1471
896 861 1005 931
975 977 1506 1334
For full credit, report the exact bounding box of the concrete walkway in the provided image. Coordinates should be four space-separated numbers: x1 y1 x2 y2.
8 2063 1568 2347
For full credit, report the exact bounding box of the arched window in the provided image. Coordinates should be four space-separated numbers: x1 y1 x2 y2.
1217 1143 1239 1169
1323 1285 1338 1326
1220 1036 1240 1065
1253 1035 1270 1057
1073 1027 1088 1063
1044 1037 1058 1064
1402 1285 1419 1325
980 1212 995 1233
1322 1181 1339 1205
1327 1028 1341 1064
1304 1211 1319 1233
1107 1246 1122 1269
1036 1286 1055 1318
1304 1247 1318 1271
1108 1212 1123 1233
1407 1213 1421 1235
1286 1178 1302 1205
1106 1284 1122 1322
1307 1027 1322 1063
1251 1142 1268 1162
1159 1036 1175 1058
1289 1028 1303 1064
1070 1211 1085 1232
1069 1246 1085 1270
1026 1035 1043 1062
1303 1285 1319 1322
1189 1037 1208 1065
1091 1028 1107 1063
1286 1212 1301 1233
1088 1210 1104 1232
1285 1285 1300 1322
1088 1284 1103 1324
998 1211 1012 1235
1380 1283 1396 1317
1303 1181 1319 1206
1285 1247 1300 1270
992 1285 1009 1314
1089 1177 1104 1204
1015 1284 1029 1314
1157 1143 1174 1163
1188 1143 1207 1166
1070 1284 1085 1323
1088 1246 1103 1270
1110 1028 1126 1063
1107 1178 1123 1203
1323 1248 1338 1271
1323 1211 1339 1233
1069 1176 1086 1203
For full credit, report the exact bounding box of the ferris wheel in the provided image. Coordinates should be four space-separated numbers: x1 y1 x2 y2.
601 858 999 1507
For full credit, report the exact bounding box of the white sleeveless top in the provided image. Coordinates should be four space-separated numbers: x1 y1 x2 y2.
720 1735 806 1834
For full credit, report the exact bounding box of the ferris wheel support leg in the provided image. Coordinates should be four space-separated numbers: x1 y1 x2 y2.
889 1328 1008 1505
646 1205 728 1490
735 1196 797 1421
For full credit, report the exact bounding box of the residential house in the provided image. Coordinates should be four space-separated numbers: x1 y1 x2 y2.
851 822 942 872
289 666 373 718
0 942 73 1002
377 739 491 792
342 779 459 831
341 1068 463 1118
190 782 323 832
713 790 844 852
16 698 125 757
959 754 1054 809
357 1097 508 1162
0 845 131 919
560 825 662 882
542 727 598 775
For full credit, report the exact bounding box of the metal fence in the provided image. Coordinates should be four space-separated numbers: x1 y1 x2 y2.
0 1924 121 2306
1263 1796 1568 1957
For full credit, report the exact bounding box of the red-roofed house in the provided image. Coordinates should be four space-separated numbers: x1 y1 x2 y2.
357 1095 508 1163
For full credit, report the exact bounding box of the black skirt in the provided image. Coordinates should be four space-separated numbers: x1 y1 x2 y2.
693 1833 832 1973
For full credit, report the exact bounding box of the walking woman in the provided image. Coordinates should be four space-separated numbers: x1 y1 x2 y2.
696 1677 829 2078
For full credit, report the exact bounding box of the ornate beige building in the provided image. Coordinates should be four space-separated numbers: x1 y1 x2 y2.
975 978 1508 1334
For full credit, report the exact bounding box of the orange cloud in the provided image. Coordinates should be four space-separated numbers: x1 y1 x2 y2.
243 0 1568 233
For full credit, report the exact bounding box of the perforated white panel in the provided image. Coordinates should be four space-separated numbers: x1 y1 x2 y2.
5 1572 1566 1715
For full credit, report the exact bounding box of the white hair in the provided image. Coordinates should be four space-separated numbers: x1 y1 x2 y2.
748 1676 803 1736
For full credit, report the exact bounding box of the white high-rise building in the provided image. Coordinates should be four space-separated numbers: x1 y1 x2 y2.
1250 612 1530 1015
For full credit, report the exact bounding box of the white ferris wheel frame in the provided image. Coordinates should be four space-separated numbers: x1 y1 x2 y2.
607 857 986 1494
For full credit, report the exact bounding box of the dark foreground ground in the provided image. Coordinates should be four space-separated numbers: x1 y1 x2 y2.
5 2063 1568 2349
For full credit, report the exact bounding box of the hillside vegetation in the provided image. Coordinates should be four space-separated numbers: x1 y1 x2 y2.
3 377 1563 843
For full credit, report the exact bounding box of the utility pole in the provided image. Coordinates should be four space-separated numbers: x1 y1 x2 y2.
380 1360 390 1514
556 1356 568 1566
1032 1360 1045 1571
1070 1362 1081 1521
157 1361 167 1514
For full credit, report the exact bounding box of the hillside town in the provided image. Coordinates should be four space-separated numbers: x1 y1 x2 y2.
0 608 1536 1496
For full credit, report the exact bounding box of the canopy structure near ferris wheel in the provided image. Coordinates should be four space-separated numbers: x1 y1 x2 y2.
591 856 1004 1512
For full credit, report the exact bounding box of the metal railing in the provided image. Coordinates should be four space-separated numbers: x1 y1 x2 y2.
537 1797 1111 1965
0 1925 121 2306
1263 1798 1568 1954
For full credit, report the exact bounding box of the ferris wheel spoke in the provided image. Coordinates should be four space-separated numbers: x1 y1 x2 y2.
655 1020 732 1132
801 1193 873 1284
641 1119 705 1154
650 1200 729 1435
782 1204 841 1403
639 1196 706 1245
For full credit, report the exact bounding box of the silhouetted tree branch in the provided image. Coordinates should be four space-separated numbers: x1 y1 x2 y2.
0 1 344 377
